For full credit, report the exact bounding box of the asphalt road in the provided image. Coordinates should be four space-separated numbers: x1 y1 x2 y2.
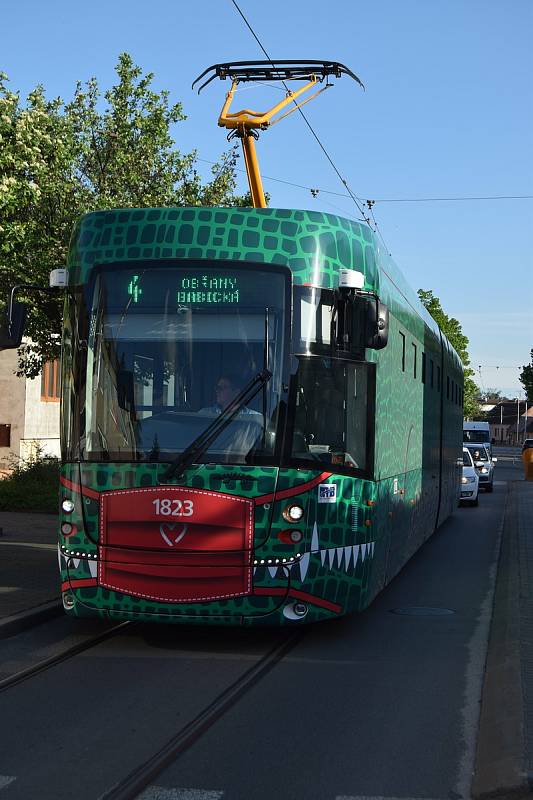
0 455 521 800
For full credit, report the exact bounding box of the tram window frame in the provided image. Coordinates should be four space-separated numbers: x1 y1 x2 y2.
437 365 441 392
421 352 426 384
292 285 334 356
430 358 434 388
399 331 406 372
70 258 293 465
285 356 376 480
412 343 417 379
446 375 450 400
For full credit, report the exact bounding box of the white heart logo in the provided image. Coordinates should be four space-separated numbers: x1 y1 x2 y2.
159 523 188 547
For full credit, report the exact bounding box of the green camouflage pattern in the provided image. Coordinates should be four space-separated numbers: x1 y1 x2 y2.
59 206 463 625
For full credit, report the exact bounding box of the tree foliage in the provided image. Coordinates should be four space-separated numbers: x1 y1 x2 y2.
417 289 480 419
519 349 533 403
0 53 247 377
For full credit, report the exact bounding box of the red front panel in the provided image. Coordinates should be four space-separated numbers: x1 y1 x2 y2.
99 486 254 603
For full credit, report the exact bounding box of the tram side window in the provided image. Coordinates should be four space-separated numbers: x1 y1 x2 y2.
437 365 441 392
290 357 373 475
422 352 426 384
430 359 434 388
412 343 417 379
399 331 406 372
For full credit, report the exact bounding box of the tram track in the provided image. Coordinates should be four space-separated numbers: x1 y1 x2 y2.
99 628 306 800
0 620 135 693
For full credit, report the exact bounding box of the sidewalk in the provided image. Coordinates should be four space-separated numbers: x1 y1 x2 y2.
0 511 60 636
473 479 533 798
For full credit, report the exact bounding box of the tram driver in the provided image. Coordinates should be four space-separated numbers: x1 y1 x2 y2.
198 374 263 420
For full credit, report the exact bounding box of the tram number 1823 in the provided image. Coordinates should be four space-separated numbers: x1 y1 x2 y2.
152 498 194 517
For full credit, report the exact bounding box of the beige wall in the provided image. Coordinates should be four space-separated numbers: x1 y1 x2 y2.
0 349 26 473
21 372 60 459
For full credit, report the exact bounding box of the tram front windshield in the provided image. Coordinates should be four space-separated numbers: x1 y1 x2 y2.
67 264 288 464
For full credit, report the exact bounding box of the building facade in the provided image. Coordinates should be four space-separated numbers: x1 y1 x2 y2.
0 350 60 475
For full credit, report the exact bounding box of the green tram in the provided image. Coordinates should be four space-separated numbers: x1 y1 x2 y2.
0 61 463 625
52 204 462 625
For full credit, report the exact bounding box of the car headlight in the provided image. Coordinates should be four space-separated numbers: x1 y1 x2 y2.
480 467 488 474
462 476 476 484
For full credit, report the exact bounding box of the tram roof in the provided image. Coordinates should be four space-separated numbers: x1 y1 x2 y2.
68 205 460 371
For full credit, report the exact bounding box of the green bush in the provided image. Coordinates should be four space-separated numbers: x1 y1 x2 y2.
0 449 60 513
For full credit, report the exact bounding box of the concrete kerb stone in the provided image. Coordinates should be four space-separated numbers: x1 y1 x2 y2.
472 481 533 798
0 599 62 640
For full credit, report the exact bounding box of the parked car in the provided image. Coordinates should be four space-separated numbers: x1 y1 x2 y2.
460 447 479 506
522 439 533 454
465 444 497 492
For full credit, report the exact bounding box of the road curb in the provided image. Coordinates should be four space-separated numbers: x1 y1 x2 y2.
0 599 62 640
472 482 531 798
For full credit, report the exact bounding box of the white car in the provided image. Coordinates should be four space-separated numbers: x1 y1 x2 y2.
460 447 479 506
465 444 496 492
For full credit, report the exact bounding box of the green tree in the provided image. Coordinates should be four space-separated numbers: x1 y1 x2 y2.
519 349 533 403
0 53 247 377
417 289 480 418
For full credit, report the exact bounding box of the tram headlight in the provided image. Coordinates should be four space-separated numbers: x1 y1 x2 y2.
62 499 75 513
282 503 304 523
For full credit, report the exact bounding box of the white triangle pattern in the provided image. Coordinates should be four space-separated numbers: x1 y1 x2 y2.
311 522 319 553
253 541 375 582
299 552 310 582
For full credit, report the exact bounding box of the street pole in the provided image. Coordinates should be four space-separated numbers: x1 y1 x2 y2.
516 397 520 445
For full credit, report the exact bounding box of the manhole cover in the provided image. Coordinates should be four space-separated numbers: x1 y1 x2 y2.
391 606 455 616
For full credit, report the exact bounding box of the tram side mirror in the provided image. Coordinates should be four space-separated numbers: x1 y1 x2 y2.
365 297 389 350
0 301 27 350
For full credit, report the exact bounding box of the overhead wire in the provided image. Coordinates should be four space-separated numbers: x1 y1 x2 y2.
198 158 533 204
226 0 530 332
229 0 372 226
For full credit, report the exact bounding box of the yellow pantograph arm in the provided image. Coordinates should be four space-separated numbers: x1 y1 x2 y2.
218 76 323 130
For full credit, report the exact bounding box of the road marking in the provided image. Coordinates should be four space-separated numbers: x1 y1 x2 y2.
0 587 19 594
336 796 444 800
0 776 16 791
138 789 224 800
0 541 57 551
493 480 507 485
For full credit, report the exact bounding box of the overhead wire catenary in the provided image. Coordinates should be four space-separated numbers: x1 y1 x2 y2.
198 157 532 205
229 0 372 227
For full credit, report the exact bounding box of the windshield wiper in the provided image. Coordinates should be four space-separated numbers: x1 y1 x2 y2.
160 368 272 483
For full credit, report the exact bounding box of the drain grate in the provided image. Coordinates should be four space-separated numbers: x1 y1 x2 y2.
391 606 455 616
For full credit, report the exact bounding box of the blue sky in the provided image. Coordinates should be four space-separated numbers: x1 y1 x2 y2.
3 0 532 397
